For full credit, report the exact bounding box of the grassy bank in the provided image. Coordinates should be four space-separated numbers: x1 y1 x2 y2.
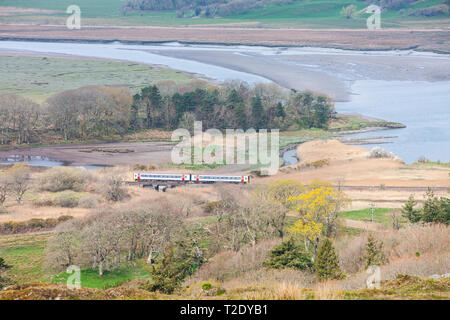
0 55 193 102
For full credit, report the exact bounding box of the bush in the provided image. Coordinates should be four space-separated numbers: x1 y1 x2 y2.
341 5 357 19
409 4 448 17
263 238 313 271
97 172 129 202
132 164 147 171
32 194 54 207
0 216 73 235
144 242 204 294
201 282 212 291
52 191 80 208
39 167 90 192
0 257 11 289
366 147 395 159
78 195 100 209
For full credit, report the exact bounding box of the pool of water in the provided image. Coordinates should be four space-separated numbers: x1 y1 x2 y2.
0 155 105 170
282 148 298 166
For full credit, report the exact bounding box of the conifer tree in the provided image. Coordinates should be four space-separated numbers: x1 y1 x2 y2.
402 195 421 223
0 257 11 289
364 235 387 269
314 239 344 281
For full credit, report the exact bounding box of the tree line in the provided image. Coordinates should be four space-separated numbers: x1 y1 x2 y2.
121 0 304 18
0 81 334 145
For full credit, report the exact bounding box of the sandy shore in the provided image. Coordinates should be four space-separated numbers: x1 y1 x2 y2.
255 139 450 209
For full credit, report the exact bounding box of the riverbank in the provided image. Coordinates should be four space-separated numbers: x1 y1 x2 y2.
1 24 449 53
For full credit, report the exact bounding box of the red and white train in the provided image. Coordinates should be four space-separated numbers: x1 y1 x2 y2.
133 173 250 184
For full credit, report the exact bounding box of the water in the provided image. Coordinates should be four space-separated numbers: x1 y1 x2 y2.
0 40 448 163
335 80 450 163
0 155 64 167
0 155 105 170
282 148 298 166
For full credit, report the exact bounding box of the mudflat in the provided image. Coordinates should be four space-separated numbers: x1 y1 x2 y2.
0 142 175 167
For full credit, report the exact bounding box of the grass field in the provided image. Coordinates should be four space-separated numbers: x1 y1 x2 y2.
0 233 50 283
1 0 448 28
0 55 193 102
342 208 407 227
0 232 153 289
52 261 152 289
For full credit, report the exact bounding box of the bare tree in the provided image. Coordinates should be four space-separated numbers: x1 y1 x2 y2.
45 219 83 271
6 163 31 205
0 173 10 211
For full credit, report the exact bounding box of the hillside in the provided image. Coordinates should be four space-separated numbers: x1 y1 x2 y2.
0 0 448 28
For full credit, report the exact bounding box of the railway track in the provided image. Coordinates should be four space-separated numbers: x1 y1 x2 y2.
336 186 448 192
126 181 448 193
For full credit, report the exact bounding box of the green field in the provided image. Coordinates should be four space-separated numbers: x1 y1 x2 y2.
52 262 152 289
0 232 153 289
342 208 407 226
0 233 50 283
0 55 193 102
1 0 448 28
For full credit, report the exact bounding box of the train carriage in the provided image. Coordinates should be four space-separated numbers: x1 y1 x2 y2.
192 174 250 184
134 173 190 182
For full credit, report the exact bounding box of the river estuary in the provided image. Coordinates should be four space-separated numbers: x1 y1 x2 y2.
1 40 449 163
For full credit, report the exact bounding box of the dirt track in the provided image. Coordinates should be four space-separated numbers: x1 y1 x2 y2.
1 24 449 53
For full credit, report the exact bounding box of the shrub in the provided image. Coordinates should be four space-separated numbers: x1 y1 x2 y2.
201 282 212 291
32 194 54 207
314 239 344 281
145 242 204 294
341 5 357 19
304 159 329 169
409 4 448 17
132 164 147 171
97 172 129 202
78 195 100 209
366 147 395 159
188 240 280 283
0 216 73 235
0 257 11 289
39 167 90 192
263 238 313 271
52 191 80 208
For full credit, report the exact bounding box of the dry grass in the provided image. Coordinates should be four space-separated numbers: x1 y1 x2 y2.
335 224 450 290
0 24 449 53
187 239 281 283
